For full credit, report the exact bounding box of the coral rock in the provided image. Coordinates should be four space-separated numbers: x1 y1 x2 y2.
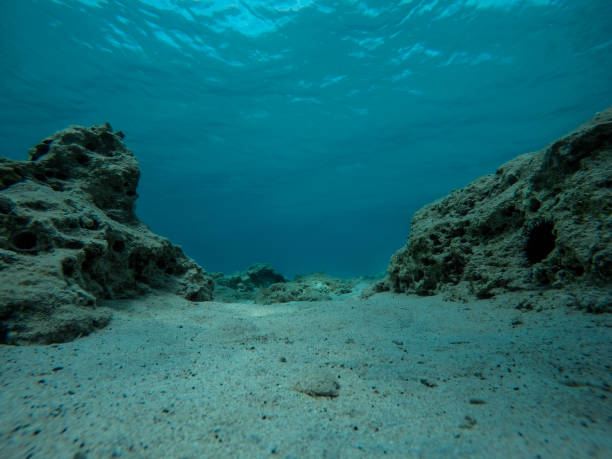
0 124 213 344
384 107 612 310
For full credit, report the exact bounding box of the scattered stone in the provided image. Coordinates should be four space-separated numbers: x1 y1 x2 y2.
420 378 438 388
0 124 214 344
459 416 477 429
469 399 487 405
379 107 611 311
293 370 340 398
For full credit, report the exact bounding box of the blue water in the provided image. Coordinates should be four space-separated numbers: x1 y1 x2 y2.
1 0 611 278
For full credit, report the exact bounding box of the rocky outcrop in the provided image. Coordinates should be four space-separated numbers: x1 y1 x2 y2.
382 107 611 312
0 123 213 344
255 273 356 305
210 264 287 302
211 266 364 304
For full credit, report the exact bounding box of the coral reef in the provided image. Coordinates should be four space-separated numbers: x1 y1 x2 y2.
381 107 611 311
0 124 213 344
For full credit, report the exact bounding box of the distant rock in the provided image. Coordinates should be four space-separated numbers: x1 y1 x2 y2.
211 263 287 302
0 123 213 344
380 107 611 312
255 272 356 305
211 267 366 304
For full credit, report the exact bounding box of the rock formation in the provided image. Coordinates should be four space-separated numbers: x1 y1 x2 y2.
210 264 287 302
381 107 611 312
255 273 356 305
0 123 213 344
211 266 362 304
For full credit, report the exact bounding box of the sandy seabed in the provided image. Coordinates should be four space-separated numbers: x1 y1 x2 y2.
1 292 610 458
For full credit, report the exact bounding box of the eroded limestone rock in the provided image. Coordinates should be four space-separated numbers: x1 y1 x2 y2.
382 108 611 311
0 124 213 344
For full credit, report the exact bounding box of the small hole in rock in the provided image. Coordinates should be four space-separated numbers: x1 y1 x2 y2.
112 240 125 252
0 324 8 345
62 258 76 277
85 141 98 152
12 231 38 251
525 219 556 264
76 154 89 165
32 142 50 160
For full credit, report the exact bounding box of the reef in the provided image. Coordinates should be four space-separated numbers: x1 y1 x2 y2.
210 264 287 302
0 123 213 344
379 107 611 312
255 272 357 305
211 266 367 304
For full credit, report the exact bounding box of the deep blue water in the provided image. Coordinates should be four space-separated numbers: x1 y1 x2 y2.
1 0 611 278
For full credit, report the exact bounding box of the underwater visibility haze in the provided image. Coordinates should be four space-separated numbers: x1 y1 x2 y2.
1 0 611 277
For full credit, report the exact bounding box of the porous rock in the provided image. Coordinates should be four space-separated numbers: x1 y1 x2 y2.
0 123 213 344
255 272 356 305
382 107 611 311
211 263 287 302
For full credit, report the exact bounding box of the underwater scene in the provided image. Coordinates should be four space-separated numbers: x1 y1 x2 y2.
0 0 611 457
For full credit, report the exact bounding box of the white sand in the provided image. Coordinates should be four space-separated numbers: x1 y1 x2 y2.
1 292 610 458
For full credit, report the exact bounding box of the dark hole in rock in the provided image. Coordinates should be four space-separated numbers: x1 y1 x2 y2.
56 171 67 180
529 198 541 212
506 173 518 185
0 197 13 214
81 252 97 272
165 267 174 275
477 289 495 299
32 142 51 160
76 154 89 165
44 170 55 178
156 259 166 269
65 240 85 250
0 323 7 345
429 234 441 245
85 141 98 152
50 182 64 192
33 172 47 182
12 231 38 251
112 240 125 252
62 257 76 277
525 219 556 264
421 257 435 266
